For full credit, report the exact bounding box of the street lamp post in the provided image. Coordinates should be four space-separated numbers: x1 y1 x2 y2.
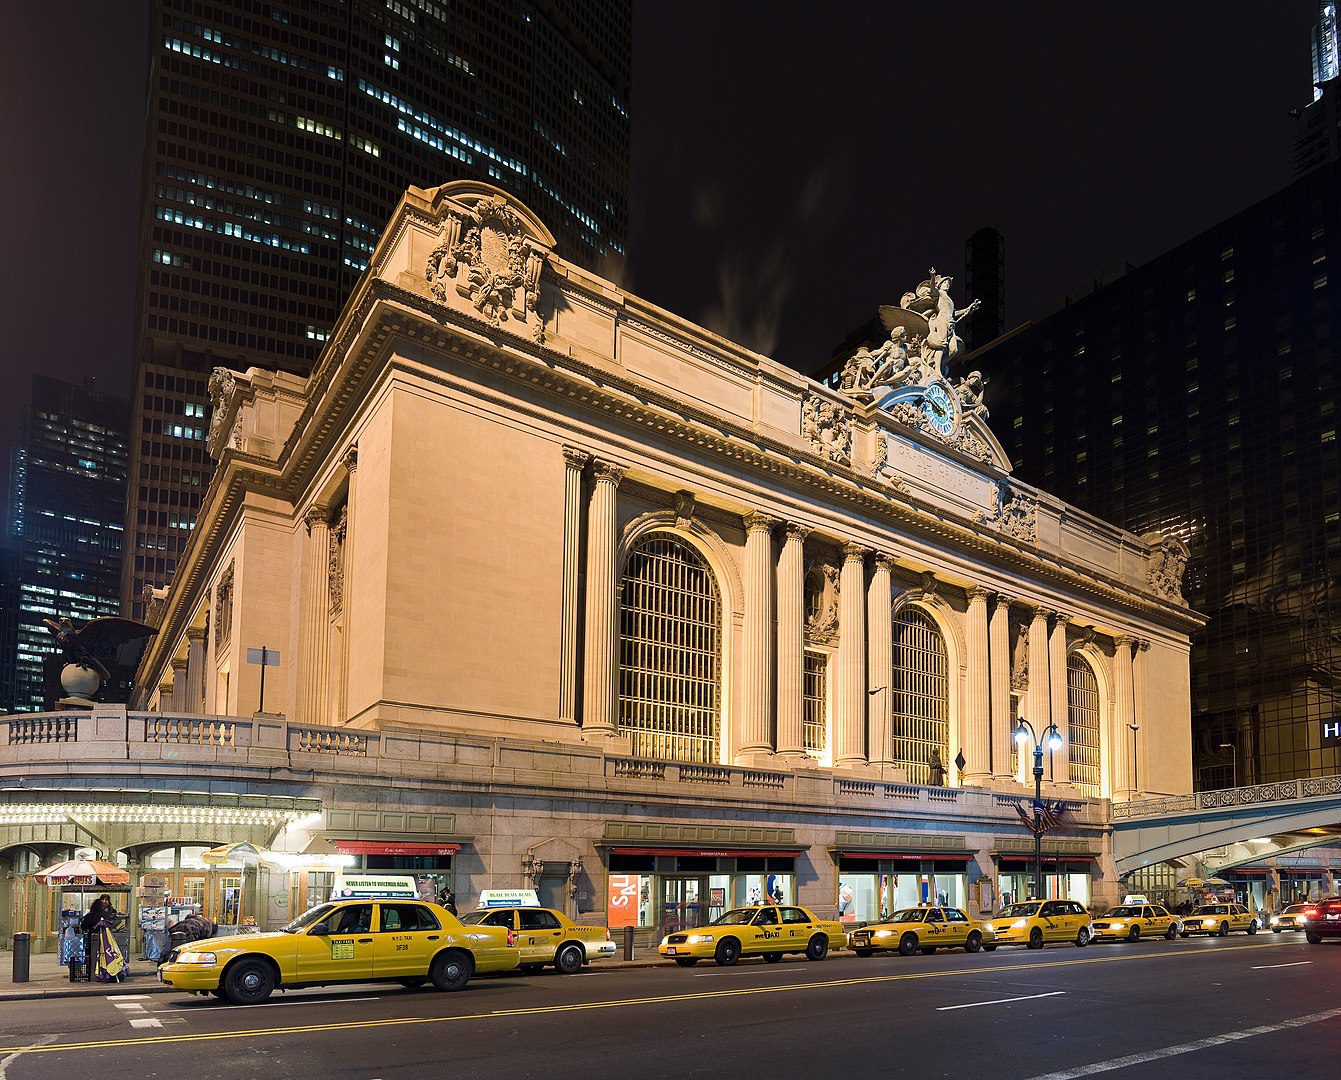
1127 723 1140 796
1219 742 1237 790
1014 718 1063 901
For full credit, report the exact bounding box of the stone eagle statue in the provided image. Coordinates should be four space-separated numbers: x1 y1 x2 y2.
42 616 157 681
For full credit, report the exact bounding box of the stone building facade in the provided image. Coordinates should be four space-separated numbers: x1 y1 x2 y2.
2 182 1202 946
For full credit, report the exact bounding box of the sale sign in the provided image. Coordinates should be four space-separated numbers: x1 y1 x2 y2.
607 874 642 928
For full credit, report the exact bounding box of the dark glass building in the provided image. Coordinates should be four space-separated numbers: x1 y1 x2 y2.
126 0 633 617
3 378 130 712
968 159 1341 790
962 226 1005 351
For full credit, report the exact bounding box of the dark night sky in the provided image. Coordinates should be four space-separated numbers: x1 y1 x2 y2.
0 1 1320 458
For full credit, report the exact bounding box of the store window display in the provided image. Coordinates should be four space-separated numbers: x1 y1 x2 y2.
837 860 970 924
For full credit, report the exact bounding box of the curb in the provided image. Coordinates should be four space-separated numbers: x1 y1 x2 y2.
0 981 174 1002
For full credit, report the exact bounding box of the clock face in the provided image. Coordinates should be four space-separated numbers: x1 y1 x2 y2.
921 382 958 437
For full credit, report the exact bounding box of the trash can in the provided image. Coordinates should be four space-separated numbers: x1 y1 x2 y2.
12 932 30 983
623 925 635 961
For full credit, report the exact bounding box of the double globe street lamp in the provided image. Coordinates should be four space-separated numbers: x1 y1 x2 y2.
1014 718 1063 901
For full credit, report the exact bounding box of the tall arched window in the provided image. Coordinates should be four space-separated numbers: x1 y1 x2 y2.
891 607 949 784
617 535 722 763
1067 654 1101 797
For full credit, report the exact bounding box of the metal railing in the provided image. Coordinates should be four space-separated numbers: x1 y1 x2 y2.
1113 774 1341 820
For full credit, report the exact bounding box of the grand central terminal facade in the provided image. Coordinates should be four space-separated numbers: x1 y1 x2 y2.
1 182 1202 944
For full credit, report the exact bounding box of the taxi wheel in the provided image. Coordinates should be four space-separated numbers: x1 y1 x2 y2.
1127 925 1141 943
1165 925 1179 940
555 944 585 974
430 949 474 992
1027 928 1044 950
763 952 783 964
397 977 427 989
1247 921 1258 935
1306 930 1322 944
897 933 919 957
222 959 275 1005
1217 923 1230 937
673 957 699 967
805 935 829 961
964 931 982 954
714 938 741 966
854 948 875 958
1075 928 1090 948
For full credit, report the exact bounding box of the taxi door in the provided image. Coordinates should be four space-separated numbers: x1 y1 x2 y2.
923 908 951 945
1233 905 1254 931
1039 901 1070 942
296 902 375 983
1145 906 1170 935
942 908 972 947
373 903 444 978
747 907 785 952
518 908 565 962
780 906 814 949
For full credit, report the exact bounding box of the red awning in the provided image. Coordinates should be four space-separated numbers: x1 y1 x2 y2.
610 847 798 859
1279 867 1331 876
839 852 974 862
997 854 1096 866
1224 868 1273 877
333 841 460 856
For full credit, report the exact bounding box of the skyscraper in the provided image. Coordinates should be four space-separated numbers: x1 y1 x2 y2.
962 226 1005 351
1295 3 1341 177
3 377 130 712
126 0 633 617
967 157 1341 791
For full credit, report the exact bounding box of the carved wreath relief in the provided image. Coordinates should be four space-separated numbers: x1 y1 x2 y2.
426 194 545 339
801 394 852 465
975 479 1038 544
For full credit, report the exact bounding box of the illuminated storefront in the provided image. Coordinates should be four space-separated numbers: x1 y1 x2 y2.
836 857 973 925
995 857 1093 908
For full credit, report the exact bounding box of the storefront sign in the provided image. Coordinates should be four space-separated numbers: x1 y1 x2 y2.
607 875 641 928
710 888 726 907
478 889 540 908
332 874 419 899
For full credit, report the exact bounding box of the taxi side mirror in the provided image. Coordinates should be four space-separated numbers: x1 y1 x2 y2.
309 922 331 936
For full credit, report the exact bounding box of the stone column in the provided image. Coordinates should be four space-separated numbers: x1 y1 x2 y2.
169 657 188 712
156 677 173 713
738 512 779 761
963 586 991 786
300 507 331 726
775 523 809 759
184 627 207 714
559 447 590 725
1024 607 1052 781
835 543 869 768
581 460 627 738
989 593 1015 779
1113 636 1136 799
1049 613 1070 783
337 446 358 723
867 554 895 767
1133 640 1150 797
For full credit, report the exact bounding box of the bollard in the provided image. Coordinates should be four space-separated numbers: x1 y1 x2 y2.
12 933 30 984
623 924 635 961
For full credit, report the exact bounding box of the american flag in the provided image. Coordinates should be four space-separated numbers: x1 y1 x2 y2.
1015 800 1068 834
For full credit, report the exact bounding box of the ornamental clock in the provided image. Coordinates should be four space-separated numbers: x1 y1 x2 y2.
920 381 959 438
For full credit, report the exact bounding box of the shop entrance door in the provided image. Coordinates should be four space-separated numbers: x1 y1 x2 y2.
660 877 707 937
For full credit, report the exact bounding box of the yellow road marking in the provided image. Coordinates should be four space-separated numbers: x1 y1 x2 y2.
0 939 1292 1058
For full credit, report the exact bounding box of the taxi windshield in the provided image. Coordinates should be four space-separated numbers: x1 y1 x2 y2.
1284 904 1309 914
889 908 930 923
280 903 337 934
710 908 762 926
997 902 1040 919
1106 906 1143 918
1194 905 1229 915
457 910 495 925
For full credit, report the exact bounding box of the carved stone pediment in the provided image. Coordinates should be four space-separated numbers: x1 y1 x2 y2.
425 184 554 343
976 479 1038 544
1142 530 1190 605
802 393 852 465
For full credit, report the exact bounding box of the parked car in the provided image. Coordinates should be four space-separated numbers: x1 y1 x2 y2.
1180 903 1259 937
158 898 518 1004
1090 903 1182 942
1269 903 1312 932
1304 898 1341 943
658 905 847 967
983 899 1092 949
458 906 616 972
848 906 995 956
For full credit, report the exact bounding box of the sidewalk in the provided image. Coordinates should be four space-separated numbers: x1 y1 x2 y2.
0 949 673 1001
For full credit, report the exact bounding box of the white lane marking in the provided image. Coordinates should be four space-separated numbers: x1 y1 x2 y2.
0 1036 58 1080
937 991 1066 1011
1022 1005 1341 1080
1251 961 1312 970
128 1018 163 1029
106 995 150 1001
111 1003 145 1011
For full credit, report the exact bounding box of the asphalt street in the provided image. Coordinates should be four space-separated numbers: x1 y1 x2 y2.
1 935 1338 1079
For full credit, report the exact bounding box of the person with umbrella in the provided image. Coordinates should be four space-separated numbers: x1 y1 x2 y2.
81 894 126 983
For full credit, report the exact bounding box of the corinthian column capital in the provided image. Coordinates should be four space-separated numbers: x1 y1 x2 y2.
842 542 870 563
591 460 628 487
561 445 591 469
784 522 812 544
743 511 781 534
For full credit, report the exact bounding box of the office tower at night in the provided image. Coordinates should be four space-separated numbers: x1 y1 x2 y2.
127 0 633 617
962 226 1005 351
3 377 129 712
1295 4 1341 177
968 158 1341 790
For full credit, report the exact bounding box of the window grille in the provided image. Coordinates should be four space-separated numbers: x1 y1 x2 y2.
891 607 948 784
1067 654 1102 797
803 652 828 755
618 536 721 763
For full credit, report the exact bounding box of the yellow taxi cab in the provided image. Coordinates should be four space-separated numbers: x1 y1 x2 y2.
984 898 1093 949
1180 903 1259 937
458 906 617 973
848 905 995 956
658 904 847 967
1270 903 1312 932
1089 903 1182 942
158 898 519 1004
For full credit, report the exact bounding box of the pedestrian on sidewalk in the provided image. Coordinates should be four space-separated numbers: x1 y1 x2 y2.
81 895 126 983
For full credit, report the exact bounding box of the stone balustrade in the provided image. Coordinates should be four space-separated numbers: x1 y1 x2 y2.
0 707 1107 827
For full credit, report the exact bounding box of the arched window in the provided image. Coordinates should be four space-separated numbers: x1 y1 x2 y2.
891 607 949 784
617 536 722 763
1067 654 1102 797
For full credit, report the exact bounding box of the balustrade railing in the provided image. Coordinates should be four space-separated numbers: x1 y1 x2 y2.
6 715 77 744
1113 774 1341 820
291 727 368 756
145 716 236 746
